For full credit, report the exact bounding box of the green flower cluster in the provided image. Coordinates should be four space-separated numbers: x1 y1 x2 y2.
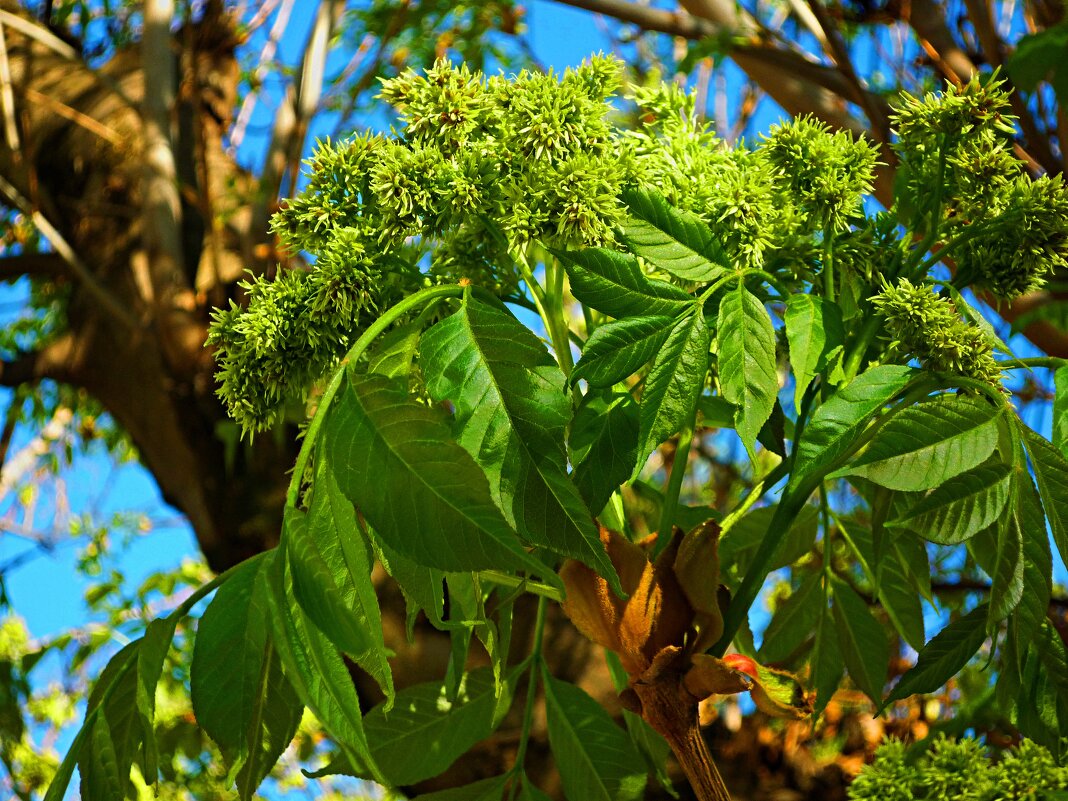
872 279 1001 386
848 737 1068 801
891 74 1068 298
761 115 880 230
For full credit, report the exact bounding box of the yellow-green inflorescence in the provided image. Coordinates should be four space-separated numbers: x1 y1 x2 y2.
872 279 1002 387
208 56 1065 433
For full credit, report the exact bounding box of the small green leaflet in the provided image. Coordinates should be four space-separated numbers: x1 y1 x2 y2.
832 394 1001 491
82 715 123 801
419 297 618 592
368 529 447 635
620 187 729 282
792 365 915 485
262 548 383 785
553 246 693 318
633 304 711 480
368 320 422 379
785 294 844 413
988 496 1025 631
1022 426 1068 570
845 523 925 651
570 391 640 515
571 315 675 388
1011 476 1053 648
881 604 989 711
831 578 889 705
190 552 302 797
889 462 1013 545
717 284 778 460
759 571 822 663
542 670 646 801
136 615 180 784
325 374 553 580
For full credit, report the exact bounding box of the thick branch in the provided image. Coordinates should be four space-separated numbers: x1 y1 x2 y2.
0 334 79 387
0 251 65 280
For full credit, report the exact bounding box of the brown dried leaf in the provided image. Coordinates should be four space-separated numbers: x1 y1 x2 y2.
683 653 753 700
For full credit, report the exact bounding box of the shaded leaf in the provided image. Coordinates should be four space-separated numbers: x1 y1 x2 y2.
571 391 640 515
415 775 511 800
262 547 381 783
831 578 888 705
882 605 990 710
718 284 778 458
620 187 729 282
1022 426 1068 571
889 462 1012 545
543 671 646 801
760 571 822 663
811 605 843 718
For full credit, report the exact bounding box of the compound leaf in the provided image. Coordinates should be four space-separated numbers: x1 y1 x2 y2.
718 284 777 459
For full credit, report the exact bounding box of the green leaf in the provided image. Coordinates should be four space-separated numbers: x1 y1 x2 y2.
889 462 1013 545
717 284 778 458
833 395 1001 491
697 395 736 429
1011 476 1053 648
289 460 393 701
520 775 556 801
718 504 818 582
419 298 616 589
77 641 141 799
785 294 844 413
368 320 423 379
793 365 915 484
881 605 990 710
759 571 822 663
811 605 843 718
80 714 124 801
325 374 551 579
875 542 926 652
350 666 519 786
369 529 447 634
1007 20 1068 96
633 304 711 479
1054 365 1068 457
1022 426 1068 571
191 552 302 789
572 315 675 388
554 246 693 319
988 499 1025 630
620 187 729 282
136 616 180 784
414 775 511 800
262 547 383 784
831 578 889 705
542 671 646 801
234 642 303 800
571 391 640 515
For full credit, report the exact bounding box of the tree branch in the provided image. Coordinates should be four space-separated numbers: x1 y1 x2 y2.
0 251 66 280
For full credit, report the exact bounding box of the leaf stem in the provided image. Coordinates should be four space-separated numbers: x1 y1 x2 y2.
655 415 696 555
508 596 548 798
478 571 564 603
822 216 835 303
284 284 464 509
998 357 1068 370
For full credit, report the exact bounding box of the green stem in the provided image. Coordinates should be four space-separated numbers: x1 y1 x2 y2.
842 313 882 383
284 284 464 509
170 558 251 621
999 357 1068 370
655 416 696 554
509 597 549 798
822 217 835 303
906 138 949 276
478 571 563 603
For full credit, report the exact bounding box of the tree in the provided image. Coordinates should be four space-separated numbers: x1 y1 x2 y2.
43 55 1068 801
0 1 1067 799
